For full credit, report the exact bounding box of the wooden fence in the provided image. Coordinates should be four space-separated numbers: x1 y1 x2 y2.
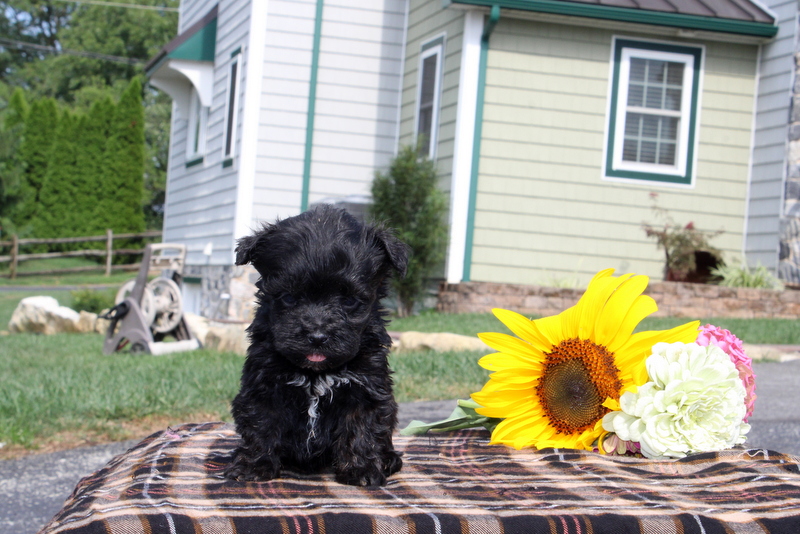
0 230 162 279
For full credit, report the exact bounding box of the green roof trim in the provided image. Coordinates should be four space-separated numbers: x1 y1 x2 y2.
449 0 778 38
169 17 217 62
145 6 218 75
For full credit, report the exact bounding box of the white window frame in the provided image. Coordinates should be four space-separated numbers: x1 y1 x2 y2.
415 35 445 159
223 50 242 161
603 38 703 187
187 87 209 161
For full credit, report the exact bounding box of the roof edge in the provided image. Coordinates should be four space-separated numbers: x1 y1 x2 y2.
145 4 219 74
448 0 778 38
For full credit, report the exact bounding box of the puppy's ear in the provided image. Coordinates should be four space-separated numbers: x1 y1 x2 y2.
235 225 275 266
374 228 410 278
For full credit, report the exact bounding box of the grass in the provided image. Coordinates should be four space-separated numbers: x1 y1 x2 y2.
2 283 799 457
0 257 135 287
0 334 241 456
388 311 800 345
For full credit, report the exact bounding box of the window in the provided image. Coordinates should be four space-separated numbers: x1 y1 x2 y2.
187 88 208 163
223 50 242 161
604 38 702 186
415 36 444 159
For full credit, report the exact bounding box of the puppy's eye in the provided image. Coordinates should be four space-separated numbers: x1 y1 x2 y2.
280 294 297 307
341 296 361 310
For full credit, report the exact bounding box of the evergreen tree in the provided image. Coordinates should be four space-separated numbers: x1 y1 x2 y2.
76 97 114 238
0 86 28 236
16 97 59 234
35 110 80 240
100 78 145 235
370 144 449 317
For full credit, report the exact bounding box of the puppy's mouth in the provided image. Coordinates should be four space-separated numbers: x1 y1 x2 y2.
306 353 327 363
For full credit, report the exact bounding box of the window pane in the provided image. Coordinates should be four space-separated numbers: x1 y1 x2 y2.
647 60 666 83
420 55 437 106
627 83 644 107
623 139 639 161
659 142 676 165
628 57 683 112
640 141 657 163
225 60 238 157
630 58 646 82
622 113 679 165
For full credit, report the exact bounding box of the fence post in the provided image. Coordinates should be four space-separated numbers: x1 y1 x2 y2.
10 234 18 280
105 229 113 277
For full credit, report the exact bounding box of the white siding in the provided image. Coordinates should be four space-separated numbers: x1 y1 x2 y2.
162 0 250 266
247 0 407 227
745 0 796 270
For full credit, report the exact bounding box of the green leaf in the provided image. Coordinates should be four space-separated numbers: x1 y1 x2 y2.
399 399 501 436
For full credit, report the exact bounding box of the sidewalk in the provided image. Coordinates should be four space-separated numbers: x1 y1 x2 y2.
2 359 799 534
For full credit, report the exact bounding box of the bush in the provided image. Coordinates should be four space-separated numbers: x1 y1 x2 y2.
370 145 448 316
642 193 723 282
711 263 783 290
70 288 117 314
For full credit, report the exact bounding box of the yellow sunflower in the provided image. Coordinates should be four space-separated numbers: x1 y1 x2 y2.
470 268 700 451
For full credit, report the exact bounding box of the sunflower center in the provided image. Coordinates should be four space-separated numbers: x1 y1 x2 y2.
536 338 623 435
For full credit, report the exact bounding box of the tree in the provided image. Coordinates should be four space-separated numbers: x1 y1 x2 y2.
99 77 145 235
1 0 178 230
77 97 114 237
0 85 28 236
34 108 79 239
370 145 448 317
15 96 58 234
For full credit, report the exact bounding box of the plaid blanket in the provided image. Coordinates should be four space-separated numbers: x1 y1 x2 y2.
39 422 800 534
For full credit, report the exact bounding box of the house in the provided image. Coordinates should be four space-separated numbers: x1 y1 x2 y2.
146 0 799 320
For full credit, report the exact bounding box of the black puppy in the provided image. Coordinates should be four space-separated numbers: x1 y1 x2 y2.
225 205 408 486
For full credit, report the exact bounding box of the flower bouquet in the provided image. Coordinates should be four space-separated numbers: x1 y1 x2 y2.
402 269 756 460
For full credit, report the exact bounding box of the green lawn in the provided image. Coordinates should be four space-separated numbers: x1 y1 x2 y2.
0 257 135 287
2 287 799 456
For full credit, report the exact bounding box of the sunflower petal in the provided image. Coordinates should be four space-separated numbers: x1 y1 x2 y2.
492 309 554 351
605 294 658 352
477 332 545 362
479 352 544 372
594 275 651 347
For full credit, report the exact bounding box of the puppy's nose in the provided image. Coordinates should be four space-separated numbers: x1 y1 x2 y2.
308 332 329 347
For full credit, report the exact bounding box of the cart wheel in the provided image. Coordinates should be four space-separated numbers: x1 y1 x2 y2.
115 280 157 326
148 278 184 334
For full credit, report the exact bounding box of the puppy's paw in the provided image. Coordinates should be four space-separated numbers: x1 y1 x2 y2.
225 449 280 482
336 465 387 487
383 451 403 476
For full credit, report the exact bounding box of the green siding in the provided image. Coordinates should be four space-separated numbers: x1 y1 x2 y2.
470 19 758 287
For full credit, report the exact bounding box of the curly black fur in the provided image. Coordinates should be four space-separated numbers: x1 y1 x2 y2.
225 205 409 487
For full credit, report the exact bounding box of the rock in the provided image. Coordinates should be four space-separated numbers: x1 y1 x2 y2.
184 313 248 355
184 313 210 344
204 322 248 355
744 344 800 362
8 296 81 335
76 311 97 333
393 331 490 353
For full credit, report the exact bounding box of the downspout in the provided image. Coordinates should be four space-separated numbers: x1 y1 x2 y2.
462 5 500 282
301 0 325 212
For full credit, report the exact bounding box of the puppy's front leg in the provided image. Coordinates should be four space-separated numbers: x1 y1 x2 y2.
225 443 281 482
225 400 283 482
333 405 402 487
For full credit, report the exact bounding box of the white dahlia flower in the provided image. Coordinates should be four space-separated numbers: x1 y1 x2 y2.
602 342 750 459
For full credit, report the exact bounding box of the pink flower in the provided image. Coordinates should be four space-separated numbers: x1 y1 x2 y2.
696 325 757 421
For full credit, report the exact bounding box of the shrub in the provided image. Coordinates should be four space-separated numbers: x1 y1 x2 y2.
370 145 448 317
642 193 723 282
70 288 117 314
711 263 784 290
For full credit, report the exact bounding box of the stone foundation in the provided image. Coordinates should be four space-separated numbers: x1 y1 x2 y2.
438 281 800 319
183 264 258 322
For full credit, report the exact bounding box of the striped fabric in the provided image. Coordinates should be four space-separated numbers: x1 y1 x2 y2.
40 422 800 533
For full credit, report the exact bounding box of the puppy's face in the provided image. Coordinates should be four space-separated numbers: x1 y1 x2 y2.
236 207 407 371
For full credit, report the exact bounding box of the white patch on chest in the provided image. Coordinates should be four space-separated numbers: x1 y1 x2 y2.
288 371 364 449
